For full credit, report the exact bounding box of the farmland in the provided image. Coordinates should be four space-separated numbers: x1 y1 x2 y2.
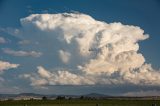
0 99 160 106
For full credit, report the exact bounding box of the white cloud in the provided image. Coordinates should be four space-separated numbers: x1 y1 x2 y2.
37 66 51 78
18 13 160 86
0 37 6 44
21 66 95 87
3 48 42 57
59 50 71 64
0 60 19 72
18 40 30 45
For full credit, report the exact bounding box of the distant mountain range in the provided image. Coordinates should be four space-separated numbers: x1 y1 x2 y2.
84 93 110 98
0 93 159 100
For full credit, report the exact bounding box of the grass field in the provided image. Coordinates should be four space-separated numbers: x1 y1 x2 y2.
0 99 160 106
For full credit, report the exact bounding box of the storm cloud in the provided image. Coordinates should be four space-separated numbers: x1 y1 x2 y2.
17 13 160 87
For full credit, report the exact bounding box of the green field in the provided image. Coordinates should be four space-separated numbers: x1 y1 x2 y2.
0 99 160 106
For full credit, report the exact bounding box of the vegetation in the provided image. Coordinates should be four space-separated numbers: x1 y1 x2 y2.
42 96 48 100
0 99 160 106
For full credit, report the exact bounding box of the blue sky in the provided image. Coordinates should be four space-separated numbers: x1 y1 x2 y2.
0 0 160 95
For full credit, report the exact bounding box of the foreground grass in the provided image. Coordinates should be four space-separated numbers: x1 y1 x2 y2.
0 99 160 106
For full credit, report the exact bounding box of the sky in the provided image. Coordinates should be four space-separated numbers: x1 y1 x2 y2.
0 0 160 96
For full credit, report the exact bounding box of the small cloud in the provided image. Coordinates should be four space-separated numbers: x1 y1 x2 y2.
37 66 51 78
0 37 6 44
0 60 19 72
0 27 21 37
3 48 42 57
18 40 30 45
59 50 71 64
0 77 5 82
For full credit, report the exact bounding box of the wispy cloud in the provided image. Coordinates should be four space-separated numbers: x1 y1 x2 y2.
0 37 6 44
18 40 30 45
123 90 160 96
3 48 42 57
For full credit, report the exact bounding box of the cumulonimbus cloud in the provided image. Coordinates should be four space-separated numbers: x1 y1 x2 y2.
18 13 160 87
0 60 19 72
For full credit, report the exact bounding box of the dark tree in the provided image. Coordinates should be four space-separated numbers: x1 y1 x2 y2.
80 96 84 99
42 96 47 100
56 96 65 100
